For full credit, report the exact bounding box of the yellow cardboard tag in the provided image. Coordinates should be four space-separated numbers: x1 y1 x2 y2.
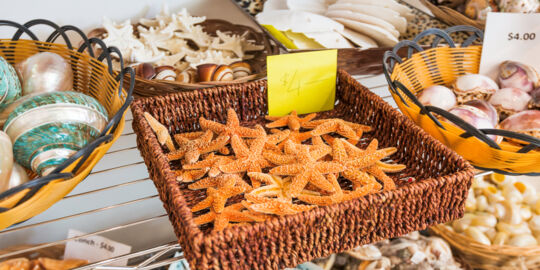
267 50 337 116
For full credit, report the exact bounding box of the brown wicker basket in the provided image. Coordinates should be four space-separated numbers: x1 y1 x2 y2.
88 19 279 97
131 69 475 270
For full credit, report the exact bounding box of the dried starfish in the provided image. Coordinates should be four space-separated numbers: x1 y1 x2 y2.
200 109 260 140
188 173 251 192
183 153 233 177
244 193 315 216
144 112 175 152
331 139 382 190
298 174 377 206
247 172 289 197
270 143 345 197
175 168 208 182
307 119 372 144
168 131 229 164
219 127 273 174
193 203 256 232
191 185 245 213
265 111 317 131
264 139 331 166
273 129 313 149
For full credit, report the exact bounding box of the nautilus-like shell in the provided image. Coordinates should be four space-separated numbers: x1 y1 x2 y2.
16 52 73 96
464 99 499 126
0 56 22 110
418 85 457 111
0 131 14 192
3 91 108 176
498 61 540 93
452 74 499 103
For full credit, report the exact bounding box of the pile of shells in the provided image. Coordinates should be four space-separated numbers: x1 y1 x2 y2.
417 61 540 143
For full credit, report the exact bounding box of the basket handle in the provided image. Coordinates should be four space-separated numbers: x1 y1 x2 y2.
460 129 540 153
11 19 73 49
0 20 39 40
412 28 456 48
50 134 114 175
47 25 95 58
0 172 73 207
434 25 484 47
101 66 135 136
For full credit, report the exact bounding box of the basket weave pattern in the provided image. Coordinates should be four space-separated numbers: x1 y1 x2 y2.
131 70 475 269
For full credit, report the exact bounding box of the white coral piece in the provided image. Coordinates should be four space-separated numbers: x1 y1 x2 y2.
209 31 245 58
155 52 187 67
102 17 144 61
185 50 241 68
174 25 212 48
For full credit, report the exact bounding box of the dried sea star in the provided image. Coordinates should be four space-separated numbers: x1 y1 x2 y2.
244 193 315 216
219 126 273 174
193 203 256 232
188 173 251 192
265 110 317 131
191 184 246 213
199 108 260 139
182 153 233 177
143 112 175 152
168 130 229 164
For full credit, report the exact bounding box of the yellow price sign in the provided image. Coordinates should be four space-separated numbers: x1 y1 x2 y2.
267 50 337 116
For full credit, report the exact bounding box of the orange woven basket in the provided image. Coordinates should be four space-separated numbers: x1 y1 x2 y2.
383 26 540 176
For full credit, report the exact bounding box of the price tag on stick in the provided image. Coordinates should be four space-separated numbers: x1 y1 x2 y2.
479 13 540 79
267 50 337 116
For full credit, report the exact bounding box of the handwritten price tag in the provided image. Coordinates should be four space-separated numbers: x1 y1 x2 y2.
64 229 132 266
267 50 337 116
479 13 540 79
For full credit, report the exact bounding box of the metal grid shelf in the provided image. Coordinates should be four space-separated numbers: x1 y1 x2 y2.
0 74 487 269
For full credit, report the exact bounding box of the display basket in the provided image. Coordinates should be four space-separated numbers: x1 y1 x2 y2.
431 224 540 269
88 19 279 97
0 19 134 229
131 69 475 269
383 26 540 175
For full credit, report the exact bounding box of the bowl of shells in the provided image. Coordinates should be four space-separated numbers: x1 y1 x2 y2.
384 26 540 175
88 7 279 97
431 174 540 270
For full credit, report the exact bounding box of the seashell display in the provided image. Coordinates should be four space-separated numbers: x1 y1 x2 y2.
499 110 540 140
197 63 218 82
0 163 29 193
134 63 156 80
489 87 532 119
0 56 22 110
0 131 14 192
448 105 500 143
529 87 540 109
230 61 252 79
154 66 177 81
16 52 73 96
452 74 499 103
3 91 108 176
211 65 234 81
464 99 499 126
176 68 197 83
498 61 540 93
418 85 457 110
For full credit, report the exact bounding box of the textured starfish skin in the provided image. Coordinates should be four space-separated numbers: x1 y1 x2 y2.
199 108 260 139
183 153 233 177
219 127 272 174
270 144 345 197
193 203 256 232
297 174 377 206
188 173 251 191
331 139 382 190
244 193 315 215
306 119 372 145
144 112 175 152
265 111 317 131
168 130 229 164
175 168 208 182
191 185 245 213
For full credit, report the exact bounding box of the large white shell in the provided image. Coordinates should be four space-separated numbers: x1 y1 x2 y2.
489 88 531 118
507 234 537 247
0 131 13 192
418 85 457 111
16 52 73 95
464 100 499 126
498 61 539 92
499 110 540 139
452 74 499 103
448 105 500 143
0 163 29 193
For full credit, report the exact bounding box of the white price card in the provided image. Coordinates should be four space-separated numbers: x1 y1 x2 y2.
479 13 540 79
64 229 132 266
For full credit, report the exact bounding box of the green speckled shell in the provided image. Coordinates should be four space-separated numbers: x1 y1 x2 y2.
0 56 22 110
3 91 108 175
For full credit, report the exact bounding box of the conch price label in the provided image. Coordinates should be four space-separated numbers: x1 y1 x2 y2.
479 13 540 79
64 229 132 266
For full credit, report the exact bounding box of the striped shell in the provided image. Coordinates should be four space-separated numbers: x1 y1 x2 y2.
0 56 22 110
3 91 108 176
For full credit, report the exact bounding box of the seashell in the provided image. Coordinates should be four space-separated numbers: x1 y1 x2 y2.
417 85 457 111
499 110 540 140
529 215 540 233
452 74 499 103
364 257 391 270
3 91 108 176
489 173 512 186
473 225 492 233
533 199 540 215
491 202 507 219
498 61 539 93
134 63 156 80
452 213 475 232
230 61 252 79
464 100 499 126
497 222 531 235
464 227 491 245
472 176 489 189
482 184 504 203
465 191 477 212
16 52 73 95
176 69 197 83
498 0 540 13
471 212 497 227
513 180 537 205
197 63 218 82
476 195 489 212
0 131 14 192
507 234 537 247
0 94 37 128
212 65 234 81
489 88 531 119
0 163 29 193
0 56 22 110
501 200 523 225
347 245 382 261
501 181 524 203
448 105 501 143
492 232 509 245
154 66 176 81
529 87 540 109
426 237 453 262
485 227 497 240
521 205 533 221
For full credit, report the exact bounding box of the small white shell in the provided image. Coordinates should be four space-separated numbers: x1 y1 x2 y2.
485 227 497 240
426 237 454 262
452 74 499 103
501 200 523 225
529 215 540 233
507 234 537 247
348 244 382 261
476 195 489 212
521 205 533 221
155 69 177 81
465 227 491 245
502 181 524 203
452 213 475 232
492 232 509 245
533 199 540 215
472 212 497 227
465 191 477 212
489 87 532 117
483 185 504 203
418 85 457 110
497 222 531 235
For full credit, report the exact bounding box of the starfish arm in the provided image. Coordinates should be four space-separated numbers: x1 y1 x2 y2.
265 116 290 129
201 135 230 153
289 203 316 212
366 139 379 152
309 172 336 193
289 118 301 131
349 122 372 132
263 151 296 165
193 211 217 225
200 130 214 143
237 126 261 138
310 145 331 160
336 123 360 140
264 115 281 121
297 193 340 206
188 176 220 190
286 173 309 197
173 134 190 146
230 135 250 157
267 130 291 145
191 196 214 212
294 132 314 143
314 162 345 174
176 131 205 139
247 172 275 185
213 214 229 232
144 112 175 151
250 136 267 156
367 166 396 191
219 159 249 173
342 183 377 201
184 149 201 164
302 119 328 129
177 168 208 183
199 117 225 133
249 185 283 198
218 147 230 155
326 174 343 195
376 162 406 173
311 120 338 136
183 153 216 170
225 210 257 223
347 150 389 169
300 112 317 123
226 108 240 127
167 149 187 161
331 139 348 163
269 164 303 175
342 139 365 157
342 169 380 190
234 178 253 192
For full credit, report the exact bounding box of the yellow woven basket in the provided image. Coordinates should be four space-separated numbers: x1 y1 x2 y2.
0 19 134 229
383 26 540 175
